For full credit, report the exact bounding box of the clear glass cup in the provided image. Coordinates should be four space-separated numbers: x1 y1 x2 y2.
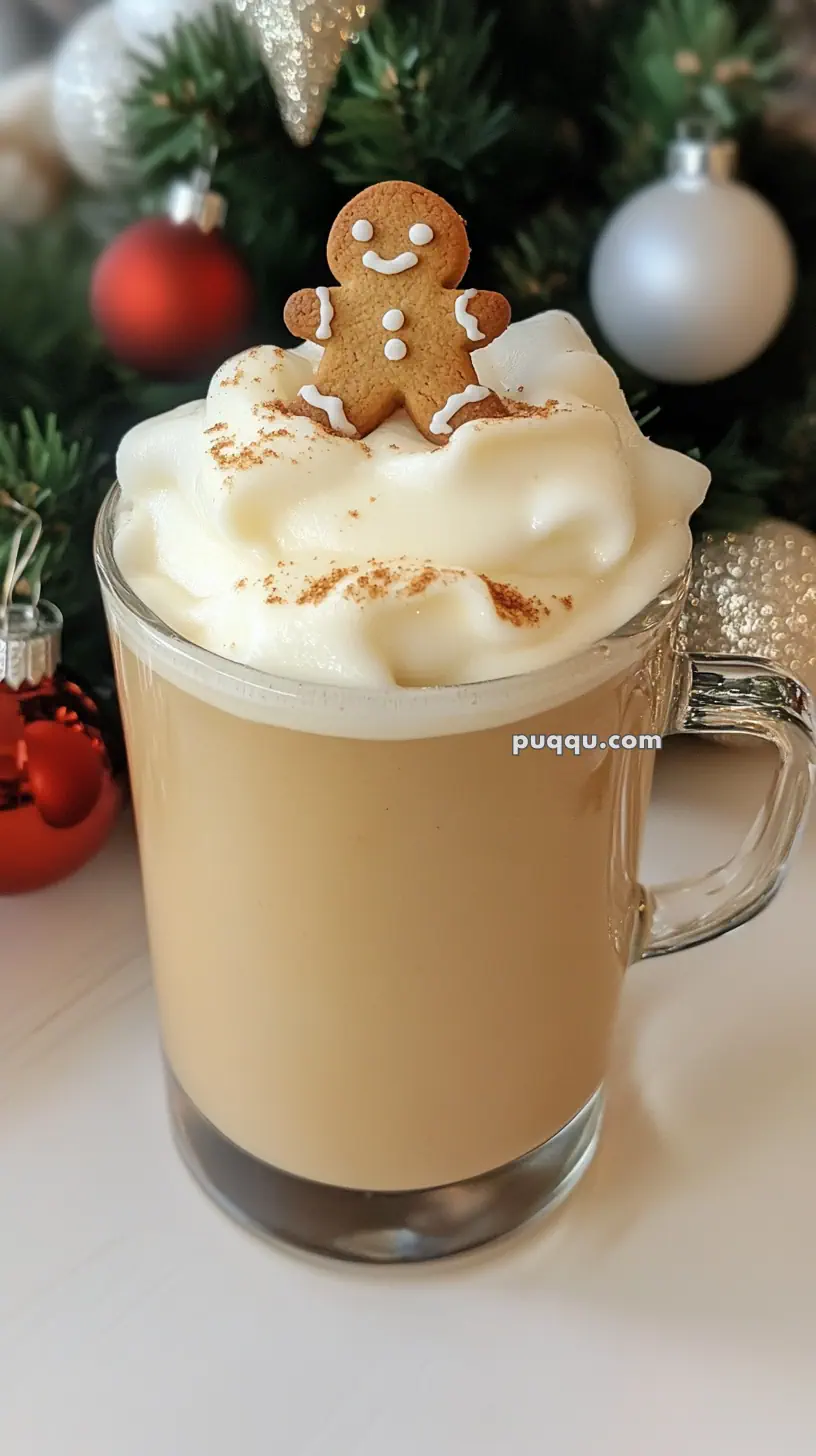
95 484 815 1262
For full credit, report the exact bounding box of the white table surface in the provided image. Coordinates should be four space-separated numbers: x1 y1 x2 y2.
2 740 815 1455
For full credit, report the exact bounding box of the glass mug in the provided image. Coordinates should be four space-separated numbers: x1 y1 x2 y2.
95 486 815 1262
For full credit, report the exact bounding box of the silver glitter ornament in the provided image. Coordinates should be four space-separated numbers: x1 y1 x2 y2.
681 519 816 697
231 0 380 146
52 3 138 187
590 123 796 383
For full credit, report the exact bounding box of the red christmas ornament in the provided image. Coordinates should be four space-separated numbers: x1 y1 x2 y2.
91 169 254 374
0 601 121 895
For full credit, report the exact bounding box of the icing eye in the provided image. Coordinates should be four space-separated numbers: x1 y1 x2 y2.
351 218 374 242
408 223 434 246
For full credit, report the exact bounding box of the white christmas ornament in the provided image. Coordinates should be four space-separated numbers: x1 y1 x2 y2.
0 62 69 223
51 2 139 188
590 127 796 384
113 0 218 52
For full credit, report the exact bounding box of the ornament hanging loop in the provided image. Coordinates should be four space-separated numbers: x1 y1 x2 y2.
0 492 43 623
668 118 738 185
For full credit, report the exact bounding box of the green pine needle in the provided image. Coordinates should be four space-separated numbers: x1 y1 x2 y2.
603 0 786 196
0 411 109 619
122 4 272 183
323 0 514 196
693 425 780 532
496 204 602 314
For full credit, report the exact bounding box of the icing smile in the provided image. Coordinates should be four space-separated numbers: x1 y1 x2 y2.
362 250 418 275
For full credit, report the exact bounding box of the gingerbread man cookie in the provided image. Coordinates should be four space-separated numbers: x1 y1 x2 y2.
284 181 511 442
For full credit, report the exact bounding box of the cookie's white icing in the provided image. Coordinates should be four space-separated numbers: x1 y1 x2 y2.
408 223 434 245
315 286 334 341
382 309 405 331
351 219 373 242
362 251 418 275
430 384 490 436
298 384 356 437
455 288 485 343
384 339 408 361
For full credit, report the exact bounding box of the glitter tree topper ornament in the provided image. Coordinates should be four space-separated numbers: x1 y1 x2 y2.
681 519 816 700
231 0 381 146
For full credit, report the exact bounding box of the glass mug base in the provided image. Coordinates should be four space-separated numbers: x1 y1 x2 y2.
167 1069 604 1263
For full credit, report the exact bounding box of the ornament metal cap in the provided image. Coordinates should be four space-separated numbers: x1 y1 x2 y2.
166 167 227 234
0 495 62 688
668 119 738 184
0 601 62 690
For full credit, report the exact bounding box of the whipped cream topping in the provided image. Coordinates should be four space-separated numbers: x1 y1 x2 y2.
114 311 709 688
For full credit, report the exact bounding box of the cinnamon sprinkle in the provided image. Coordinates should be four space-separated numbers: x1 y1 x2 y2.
479 575 549 626
235 577 247 590
204 421 228 435
259 396 359 442
554 594 573 610
505 398 559 420
297 566 358 605
348 509 359 518
209 433 280 471
344 564 401 602
402 566 439 598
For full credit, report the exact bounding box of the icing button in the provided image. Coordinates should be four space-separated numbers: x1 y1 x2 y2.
382 309 405 331
384 339 408 361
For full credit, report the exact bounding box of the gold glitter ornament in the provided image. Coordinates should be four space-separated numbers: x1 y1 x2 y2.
231 0 380 146
681 519 816 696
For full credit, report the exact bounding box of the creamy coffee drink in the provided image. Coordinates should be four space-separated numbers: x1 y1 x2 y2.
112 627 675 1190
109 306 708 1195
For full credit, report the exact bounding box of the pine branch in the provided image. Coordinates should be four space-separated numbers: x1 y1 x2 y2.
768 377 816 532
692 424 779 531
323 0 513 199
0 212 117 438
603 0 786 197
123 4 272 183
0 411 114 693
0 412 109 618
496 203 602 317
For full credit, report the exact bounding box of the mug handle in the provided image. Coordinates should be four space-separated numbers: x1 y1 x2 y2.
642 654 816 958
